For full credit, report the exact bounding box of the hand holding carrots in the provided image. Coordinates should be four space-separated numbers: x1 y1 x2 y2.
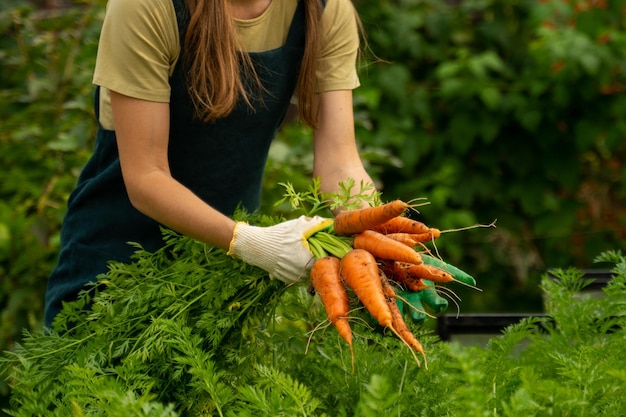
306 199 484 368
228 215 333 283
396 282 448 324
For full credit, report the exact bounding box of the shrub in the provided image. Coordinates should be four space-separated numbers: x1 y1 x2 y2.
351 0 626 312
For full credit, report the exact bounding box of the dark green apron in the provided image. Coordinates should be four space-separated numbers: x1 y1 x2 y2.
44 0 307 327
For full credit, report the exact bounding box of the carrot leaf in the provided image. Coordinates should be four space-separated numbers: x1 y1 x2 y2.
276 178 382 217
326 178 382 212
275 178 329 217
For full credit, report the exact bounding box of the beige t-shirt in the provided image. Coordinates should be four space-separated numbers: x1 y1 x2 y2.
93 0 361 129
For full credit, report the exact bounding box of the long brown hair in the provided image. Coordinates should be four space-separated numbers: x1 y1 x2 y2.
183 0 324 127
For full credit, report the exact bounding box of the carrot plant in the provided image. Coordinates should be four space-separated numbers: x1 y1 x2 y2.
1 218 625 416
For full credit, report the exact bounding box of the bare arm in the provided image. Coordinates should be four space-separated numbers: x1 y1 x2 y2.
312 89 375 205
110 91 236 250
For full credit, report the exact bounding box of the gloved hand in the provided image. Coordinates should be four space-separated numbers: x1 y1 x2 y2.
396 280 449 324
228 215 333 283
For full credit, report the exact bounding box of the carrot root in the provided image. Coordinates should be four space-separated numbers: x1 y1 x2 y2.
333 200 410 236
340 249 393 329
353 230 423 265
379 260 429 292
384 233 421 247
310 256 354 370
406 263 454 283
381 275 427 368
370 216 430 235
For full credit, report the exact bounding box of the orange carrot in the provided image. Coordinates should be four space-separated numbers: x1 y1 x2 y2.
405 263 454 283
310 256 354 368
333 200 409 236
310 257 352 344
379 260 429 292
384 233 421 247
381 275 426 366
411 228 441 242
353 230 423 265
339 249 393 329
370 216 430 235
384 230 441 247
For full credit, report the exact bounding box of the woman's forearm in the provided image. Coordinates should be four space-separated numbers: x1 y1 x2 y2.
125 169 236 251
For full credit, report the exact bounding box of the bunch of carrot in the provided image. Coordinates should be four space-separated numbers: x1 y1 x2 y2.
308 200 477 370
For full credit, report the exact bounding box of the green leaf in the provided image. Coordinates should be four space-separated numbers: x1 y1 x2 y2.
479 86 501 110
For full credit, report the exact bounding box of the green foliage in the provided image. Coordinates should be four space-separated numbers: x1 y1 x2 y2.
0 3 106 411
1 219 285 416
2 227 625 415
0 0 105 375
2 0 626 413
484 251 626 416
351 0 626 312
275 178 381 217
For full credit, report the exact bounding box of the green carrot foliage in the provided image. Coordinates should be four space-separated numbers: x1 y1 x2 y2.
2 220 625 416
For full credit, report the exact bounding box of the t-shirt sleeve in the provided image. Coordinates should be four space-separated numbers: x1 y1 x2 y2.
92 0 179 103
316 0 361 92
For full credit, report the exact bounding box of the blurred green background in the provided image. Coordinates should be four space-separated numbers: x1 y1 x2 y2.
1 0 625 410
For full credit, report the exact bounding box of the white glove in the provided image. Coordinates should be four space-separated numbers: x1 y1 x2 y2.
227 215 332 283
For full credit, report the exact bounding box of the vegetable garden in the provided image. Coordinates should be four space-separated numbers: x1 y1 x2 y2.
1 0 625 415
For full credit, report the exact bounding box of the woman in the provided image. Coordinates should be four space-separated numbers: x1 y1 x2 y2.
43 0 375 328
